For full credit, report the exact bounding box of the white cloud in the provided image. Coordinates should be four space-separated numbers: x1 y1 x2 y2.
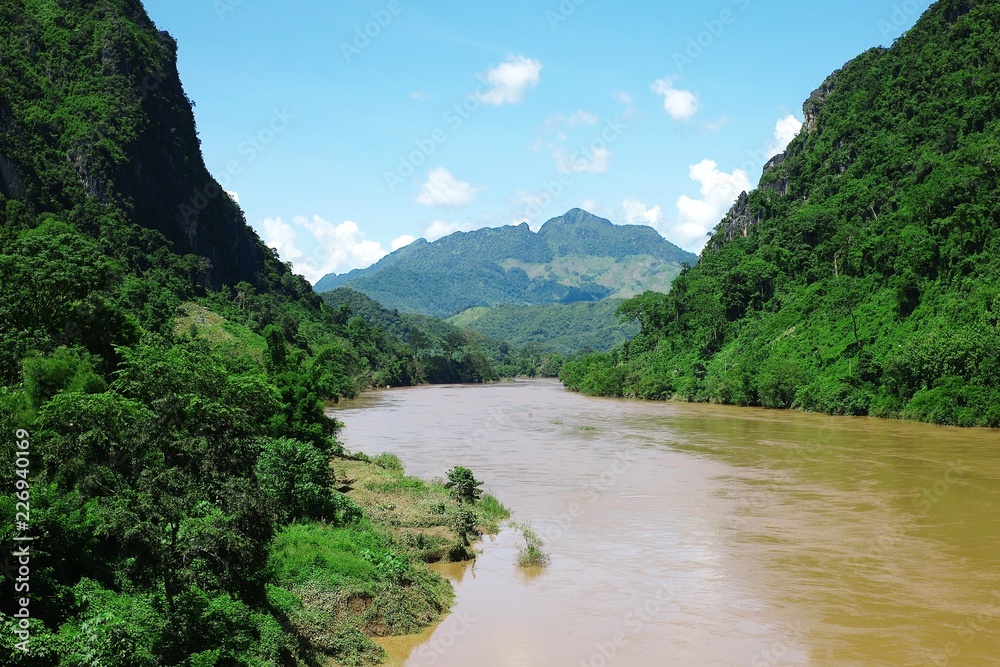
555 147 612 174
476 55 543 106
621 198 667 230
766 114 804 158
580 198 611 218
226 190 241 205
614 91 633 106
410 90 432 101
424 219 477 242
257 215 389 284
415 167 485 209
651 78 700 121
261 217 303 261
391 234 417 250
671 159 752 251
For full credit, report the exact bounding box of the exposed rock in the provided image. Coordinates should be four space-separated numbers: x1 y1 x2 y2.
0 151 25 200
803 74 838 133
714 191 762 246
760 153 789 195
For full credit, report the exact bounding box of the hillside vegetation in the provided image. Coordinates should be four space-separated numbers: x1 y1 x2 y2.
448 300 640 355
322 287 566 379
315 209 695 318
0 2 505 664
562 0 1000 428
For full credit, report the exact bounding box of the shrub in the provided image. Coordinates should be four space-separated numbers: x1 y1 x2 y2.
444 467 483 504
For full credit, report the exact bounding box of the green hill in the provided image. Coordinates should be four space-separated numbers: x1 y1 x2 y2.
321 287 565 379
314 209 696 318
448 300 640 355
561 0 1000 428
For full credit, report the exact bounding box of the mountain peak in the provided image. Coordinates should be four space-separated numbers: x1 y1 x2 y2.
313 209 697 316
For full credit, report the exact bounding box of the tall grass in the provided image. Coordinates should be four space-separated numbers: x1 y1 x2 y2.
515 523 550 568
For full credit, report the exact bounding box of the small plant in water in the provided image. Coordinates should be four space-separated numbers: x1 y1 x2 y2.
515 523 550 568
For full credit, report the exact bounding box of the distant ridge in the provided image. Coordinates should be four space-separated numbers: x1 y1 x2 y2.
314 209 696 318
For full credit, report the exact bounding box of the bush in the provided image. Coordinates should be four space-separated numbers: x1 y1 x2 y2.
444 467 483 504
257 437 347 523
372 453 404 472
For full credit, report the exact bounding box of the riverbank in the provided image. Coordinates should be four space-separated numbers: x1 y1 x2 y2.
268 449 508 666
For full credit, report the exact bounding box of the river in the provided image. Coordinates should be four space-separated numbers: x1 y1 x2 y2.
329 379 1000 667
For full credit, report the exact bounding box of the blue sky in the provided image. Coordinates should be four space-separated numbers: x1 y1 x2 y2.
142 0 932 283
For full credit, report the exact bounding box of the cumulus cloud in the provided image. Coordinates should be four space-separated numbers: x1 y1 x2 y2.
391 234 417 251
257 215 389 284
651 78 700 121
415 167 485 209
621 198 667 230
671 159 751 251
423 219 477 242
226 190 241 205
476 55 543 106
261 217 303 262
766 114 804 159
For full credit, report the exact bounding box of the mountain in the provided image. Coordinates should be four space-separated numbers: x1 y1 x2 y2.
320 287 565 379
314 209 696 318
0 2 503 664
561 0 1000 428
0 0 270 290
447 300 641 355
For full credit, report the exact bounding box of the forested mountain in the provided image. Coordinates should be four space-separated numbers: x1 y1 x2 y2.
447 300 640 355
562 0 1000 428
322 287 565 379
0 2 503 664
314 209 696 318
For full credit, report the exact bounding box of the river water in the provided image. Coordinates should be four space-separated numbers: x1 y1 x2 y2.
329 379 1000 667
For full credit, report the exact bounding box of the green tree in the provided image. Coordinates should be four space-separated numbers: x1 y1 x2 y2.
444 467 483 504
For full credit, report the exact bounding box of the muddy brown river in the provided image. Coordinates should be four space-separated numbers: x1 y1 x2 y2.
329 379 1000 667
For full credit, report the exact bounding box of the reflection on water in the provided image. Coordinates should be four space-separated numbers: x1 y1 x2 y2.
330 380 1000 666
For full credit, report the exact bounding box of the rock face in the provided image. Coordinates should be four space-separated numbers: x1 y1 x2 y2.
803 73 839 134
713 192 762 247
0 3 269 290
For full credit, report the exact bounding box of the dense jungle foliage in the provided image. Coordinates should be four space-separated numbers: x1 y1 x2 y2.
562 0 1000 428
0 1 505 664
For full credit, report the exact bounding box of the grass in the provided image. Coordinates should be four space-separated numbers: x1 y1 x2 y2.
173 302 267 365
514 523 550 568
268 452 511 665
